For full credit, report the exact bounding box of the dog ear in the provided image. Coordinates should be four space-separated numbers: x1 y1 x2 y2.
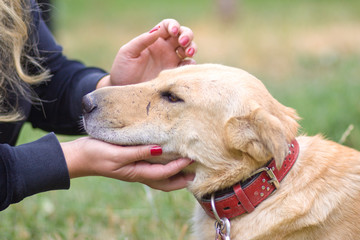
225 107 298 169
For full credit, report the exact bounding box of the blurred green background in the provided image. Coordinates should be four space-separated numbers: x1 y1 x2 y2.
1 0 360 239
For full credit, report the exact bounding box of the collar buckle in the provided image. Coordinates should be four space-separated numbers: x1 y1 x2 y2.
249 167 280 189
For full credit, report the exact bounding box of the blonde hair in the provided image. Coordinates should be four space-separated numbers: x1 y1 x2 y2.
0 0 49 122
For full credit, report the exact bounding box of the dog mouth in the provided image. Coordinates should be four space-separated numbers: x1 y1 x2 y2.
82 117 164 147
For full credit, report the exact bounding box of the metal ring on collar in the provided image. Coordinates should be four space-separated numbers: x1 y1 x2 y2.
211 193 222 223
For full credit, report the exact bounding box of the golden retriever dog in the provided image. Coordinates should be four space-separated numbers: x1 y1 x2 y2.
82 64 360 239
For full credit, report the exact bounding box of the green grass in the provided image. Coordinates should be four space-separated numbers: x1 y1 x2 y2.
1 0 360 239
0 175 194 239
266 55 360 149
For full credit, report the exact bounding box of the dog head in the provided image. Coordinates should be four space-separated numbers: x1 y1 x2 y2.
82 64 299 197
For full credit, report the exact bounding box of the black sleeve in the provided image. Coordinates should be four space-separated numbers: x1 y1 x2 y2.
27 1 108 134
0 133 70 211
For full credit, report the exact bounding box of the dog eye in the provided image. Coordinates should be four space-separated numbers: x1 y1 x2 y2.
161 91 183 103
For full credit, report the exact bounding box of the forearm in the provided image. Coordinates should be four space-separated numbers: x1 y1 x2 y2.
29 66 107 134
28 2 108 133
0 133 70 211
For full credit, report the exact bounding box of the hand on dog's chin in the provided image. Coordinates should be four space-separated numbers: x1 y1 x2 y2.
87 135 197 172
125 145 197 174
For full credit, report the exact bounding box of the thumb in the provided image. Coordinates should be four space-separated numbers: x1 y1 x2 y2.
115 145 163 166
120 26 161 58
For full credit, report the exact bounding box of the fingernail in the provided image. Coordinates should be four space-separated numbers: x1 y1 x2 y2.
186 47 195 57
171 26 179 35
149 25 160 34
150 146 162 156
179 36 190 46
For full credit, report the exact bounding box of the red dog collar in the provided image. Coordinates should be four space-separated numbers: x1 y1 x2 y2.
197 139 299 220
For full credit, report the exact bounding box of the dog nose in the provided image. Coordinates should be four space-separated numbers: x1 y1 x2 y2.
82 95 98 114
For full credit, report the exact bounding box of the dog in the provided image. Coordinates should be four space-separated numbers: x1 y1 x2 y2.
82 64 360 239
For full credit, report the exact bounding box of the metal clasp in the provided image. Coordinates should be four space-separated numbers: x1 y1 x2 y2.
250 167 280 189
211 193 231 240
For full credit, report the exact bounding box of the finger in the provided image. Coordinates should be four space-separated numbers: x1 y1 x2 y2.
184 41 197 58
167 36 182 50
175 47 186 59
178 26 194 48
137 158 193 181
178 58 197 67
149 172 196 192
158 19 181 38
176 42 197 59
116 145 162 165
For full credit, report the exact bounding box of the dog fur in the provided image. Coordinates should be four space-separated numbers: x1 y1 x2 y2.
83 64 360 239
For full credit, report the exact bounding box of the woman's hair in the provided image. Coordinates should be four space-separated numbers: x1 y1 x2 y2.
0 0 49 122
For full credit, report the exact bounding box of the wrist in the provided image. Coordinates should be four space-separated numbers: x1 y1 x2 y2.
96 74 111 89
61 140 88 179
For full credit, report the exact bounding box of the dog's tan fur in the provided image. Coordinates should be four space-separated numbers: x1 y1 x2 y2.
83 64 360 239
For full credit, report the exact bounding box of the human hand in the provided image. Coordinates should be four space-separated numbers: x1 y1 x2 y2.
61 137 195 191
97 19 197 88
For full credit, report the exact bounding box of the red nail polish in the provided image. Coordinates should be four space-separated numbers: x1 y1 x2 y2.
150 146 162 156
180 36 190 46
149 25 160 34
171 26 179 35
187 47 195 57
